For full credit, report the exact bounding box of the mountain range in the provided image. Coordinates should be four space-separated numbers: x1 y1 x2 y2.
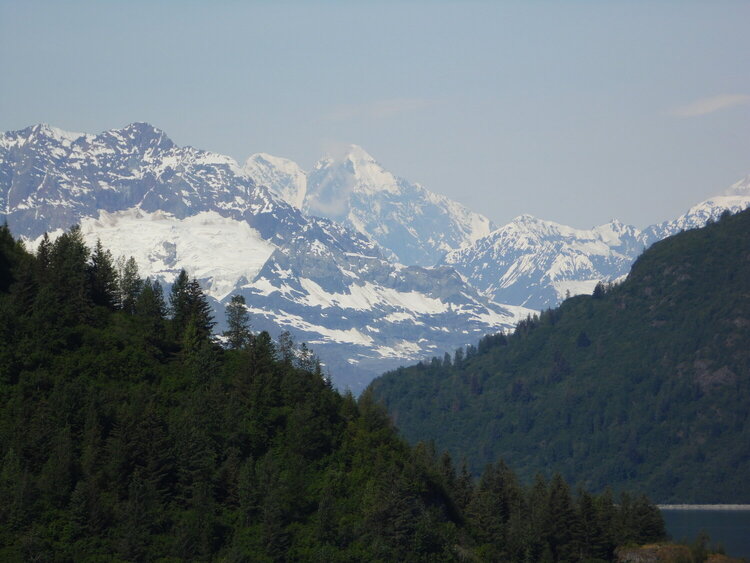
0 123 529 391
1 122 748 389
245 142 750 310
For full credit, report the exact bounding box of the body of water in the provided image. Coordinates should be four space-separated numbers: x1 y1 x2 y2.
660 507 750 559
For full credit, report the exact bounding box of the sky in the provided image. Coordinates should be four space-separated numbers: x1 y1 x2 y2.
1 0 749 230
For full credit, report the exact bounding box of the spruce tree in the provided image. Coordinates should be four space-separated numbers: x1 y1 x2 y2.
278 330 295 365
186 278 215 340
169 271 214 341
118 256 143 314
135 278 167 340
223 294 251 350
89 239 119 309
169 269 190 331
49 225 91 322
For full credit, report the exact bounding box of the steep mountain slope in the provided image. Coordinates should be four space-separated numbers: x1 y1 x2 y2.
236 225 530 391
1 123 528 391
370 208 750 502
442 215 646 309
247 144 495 266
243 152 307 209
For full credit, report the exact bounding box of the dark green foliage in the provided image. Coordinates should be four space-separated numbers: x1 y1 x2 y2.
88 239 119 310
0 223 27 293
117 255 143 314
169 269 215 341
0 227 666 561
370 208 750 503
224 294 252 350
135 278 167 342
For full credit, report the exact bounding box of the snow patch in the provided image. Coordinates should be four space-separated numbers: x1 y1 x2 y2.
299 278 448 314
29 209 276 300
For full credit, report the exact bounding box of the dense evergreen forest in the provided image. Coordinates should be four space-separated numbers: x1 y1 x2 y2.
370 209 750 504
0 225 667 561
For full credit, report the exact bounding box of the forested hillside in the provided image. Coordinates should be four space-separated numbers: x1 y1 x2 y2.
370 209 750 503
0 225 665 561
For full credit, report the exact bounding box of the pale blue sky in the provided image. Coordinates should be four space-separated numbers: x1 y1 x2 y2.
2 1 749 229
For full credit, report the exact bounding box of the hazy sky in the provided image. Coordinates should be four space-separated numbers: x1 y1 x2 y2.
2 1 749 229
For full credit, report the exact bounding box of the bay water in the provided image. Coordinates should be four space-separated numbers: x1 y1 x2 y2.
660 507 750 559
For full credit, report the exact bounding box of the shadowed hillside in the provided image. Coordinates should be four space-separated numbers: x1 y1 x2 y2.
370 209 750 503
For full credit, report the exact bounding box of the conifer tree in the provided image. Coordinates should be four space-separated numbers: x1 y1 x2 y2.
35 232 51 275
223 294 251 350
49 225 91 322
0 223 23 292
577 489 610 560
169 271 214 341
186 278 215 340
89 239 119 309
546 473 580 561
135 278 167 340
118 256 143 314
278 330 295 365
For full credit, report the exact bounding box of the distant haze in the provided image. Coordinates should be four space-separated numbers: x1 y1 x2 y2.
1 1 749 229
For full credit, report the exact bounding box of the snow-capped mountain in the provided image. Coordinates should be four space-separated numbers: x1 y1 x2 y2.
644 174 750 244
1 123 529 391
245 144 494 266
442 215 647 310
243 153 307 209
4 122 748 387
443 175 750 310
0 122 309 244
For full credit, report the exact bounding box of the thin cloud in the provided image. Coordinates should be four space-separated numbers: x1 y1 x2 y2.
321 98 434 122
671 94 750 117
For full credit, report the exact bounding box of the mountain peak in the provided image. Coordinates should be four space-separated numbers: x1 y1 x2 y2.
316 144 378 170
121 121 162 134
311 144 397 197
246 152 301 169
342 144 376 163
509 214 547 228
24 123 87 144
244 153 307 208
723 174 750 196
110 122 174 150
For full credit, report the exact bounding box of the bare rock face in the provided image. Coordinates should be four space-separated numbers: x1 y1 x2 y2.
615 543 692 562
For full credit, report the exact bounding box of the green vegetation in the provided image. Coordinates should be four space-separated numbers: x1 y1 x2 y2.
370 209 750 503
0 224 667 560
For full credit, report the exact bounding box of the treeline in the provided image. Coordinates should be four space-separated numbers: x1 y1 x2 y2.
0 225 665 561
370 208 750 503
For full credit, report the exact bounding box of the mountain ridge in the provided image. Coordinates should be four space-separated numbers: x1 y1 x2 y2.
242 139 750 310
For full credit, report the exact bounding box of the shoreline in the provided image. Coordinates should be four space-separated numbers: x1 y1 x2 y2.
658 505 750 510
